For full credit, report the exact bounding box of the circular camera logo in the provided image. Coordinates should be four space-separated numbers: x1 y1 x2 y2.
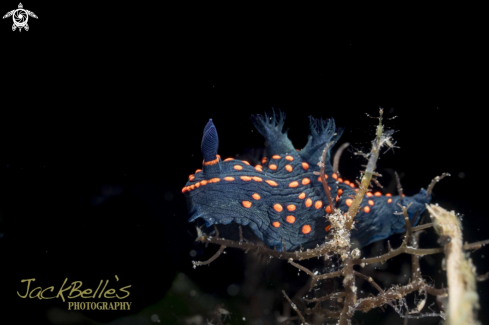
3 3 38 32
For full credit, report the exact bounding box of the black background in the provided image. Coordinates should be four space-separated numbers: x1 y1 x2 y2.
1 3 488 325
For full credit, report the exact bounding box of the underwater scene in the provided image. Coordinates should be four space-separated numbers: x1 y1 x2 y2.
2 5 488 325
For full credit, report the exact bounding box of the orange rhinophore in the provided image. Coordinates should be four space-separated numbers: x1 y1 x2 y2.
289 181 299 188
252 193 261 200
265 180 278 186
286 215 296 223
242 201 252 208
234 165 243 170
273 203 283 212
302 225 312 234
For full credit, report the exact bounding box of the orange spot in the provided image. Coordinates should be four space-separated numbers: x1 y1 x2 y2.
182 187 187 193
285 155 294 161
338 189 343 195
203 156 220 165
344 180 350 185
287 204 296 211
189 174 195 181
350 183 355 188
255 165 263 172
296 148 300 151
209 178 220 183
189 185 195 190
240 176 252 181
354 188 359 192
242 201 252 208
261 157 267 164
314 201 323 209
252 176 263 182
305 198 312 207
298 192 306 199
273 204 283 212
374 191 382 197
272 155 281 159
368 200 374 206
252 193 261 200
329 186 331 190
302 225 312 234
242 160 250 165
403 194 406 197
336 195 339 202
289 181 299 188
272 221 280 228
224 177 235 181
338 178 343 183
302 178 310 185
325 225 331 232
285 165 293 172
364 206 371 213
317 176 322 182
286 215 296 223
366 192 373 197
332 173 338 180
387 198 393 203
195 169 202 173
345 199 353 207
224 158 234 161
269 164 277 170
200 180 208 186
385 193 392 197
325 205 332 213
234 165 243 170
302 162 309 170
195 183 200 188
265 180 278 187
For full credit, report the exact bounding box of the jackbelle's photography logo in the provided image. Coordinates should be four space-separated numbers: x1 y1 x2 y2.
3 2 37 32
17 275 132 311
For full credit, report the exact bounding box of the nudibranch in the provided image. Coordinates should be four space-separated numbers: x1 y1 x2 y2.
183 110 431 250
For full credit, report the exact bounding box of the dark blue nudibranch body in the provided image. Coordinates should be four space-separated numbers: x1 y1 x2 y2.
183 110 431 250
